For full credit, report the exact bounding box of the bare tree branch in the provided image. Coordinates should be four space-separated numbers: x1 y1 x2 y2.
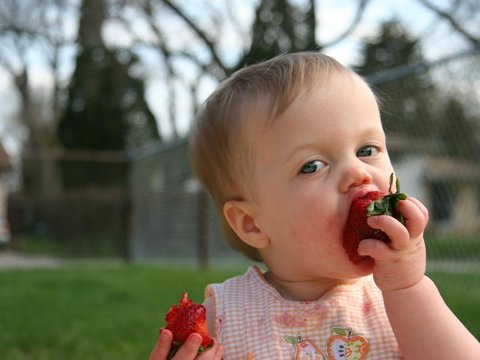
321 0 371 49
0 0 78 152
161 0 227 77
415 0 479 47
225 1 250 51
36 0 77 145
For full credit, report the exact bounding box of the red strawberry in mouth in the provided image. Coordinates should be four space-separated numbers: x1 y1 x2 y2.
163 292 213 358
343 174 407 264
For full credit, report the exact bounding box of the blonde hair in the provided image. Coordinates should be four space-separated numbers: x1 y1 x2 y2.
189 52 351 261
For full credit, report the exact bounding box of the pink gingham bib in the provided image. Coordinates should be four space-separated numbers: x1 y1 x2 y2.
205 266 401 359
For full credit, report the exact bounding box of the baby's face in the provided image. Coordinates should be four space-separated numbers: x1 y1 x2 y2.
245 72 395 282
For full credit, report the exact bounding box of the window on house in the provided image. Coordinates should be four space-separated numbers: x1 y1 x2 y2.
431 181 453 222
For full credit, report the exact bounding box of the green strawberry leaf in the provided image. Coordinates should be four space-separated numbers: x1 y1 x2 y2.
367 173 407 225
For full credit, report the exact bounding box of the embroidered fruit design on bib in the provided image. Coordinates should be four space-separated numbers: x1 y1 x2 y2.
326 327 369 360
285 335 324 360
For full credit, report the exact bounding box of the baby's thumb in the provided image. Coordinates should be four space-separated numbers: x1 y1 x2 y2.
357 238 391 261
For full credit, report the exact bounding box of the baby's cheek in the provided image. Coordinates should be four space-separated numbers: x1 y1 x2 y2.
324 215 337 234
289 213 335 241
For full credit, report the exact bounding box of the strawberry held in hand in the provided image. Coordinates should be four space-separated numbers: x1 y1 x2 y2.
343 174 407 264
163 292 213 358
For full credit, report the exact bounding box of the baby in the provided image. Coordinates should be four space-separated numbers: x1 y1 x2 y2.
150 52 480 359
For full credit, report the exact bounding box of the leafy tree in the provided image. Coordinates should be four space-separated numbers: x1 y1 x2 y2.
117 0 370 137
438 97 478 160
57 0 159 188
58 49 159 152
355 20 437 139
240 0 317 67
357 19 478 161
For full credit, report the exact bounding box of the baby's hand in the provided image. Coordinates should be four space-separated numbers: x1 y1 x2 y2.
358 196 429 292
150 329 224 360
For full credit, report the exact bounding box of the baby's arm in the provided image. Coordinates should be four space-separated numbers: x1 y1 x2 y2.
383 276 479 359
358 197 480 359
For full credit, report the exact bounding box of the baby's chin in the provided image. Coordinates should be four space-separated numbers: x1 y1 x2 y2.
326 254 374 281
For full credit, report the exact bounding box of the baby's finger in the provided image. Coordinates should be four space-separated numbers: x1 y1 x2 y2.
172 333 203 360
358 238 392 261
197 339 224 360
214 344 225 360
406 196 429 224
367 215 410 250
397 198 428 238
150 329 173 360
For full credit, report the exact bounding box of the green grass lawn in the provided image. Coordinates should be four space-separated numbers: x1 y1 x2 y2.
428 270 480 336
425 235 480 260
0 263 478 359
0 263 243 360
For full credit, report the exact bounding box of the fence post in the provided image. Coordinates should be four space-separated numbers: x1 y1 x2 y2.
124 155 133 263
197 190 209 270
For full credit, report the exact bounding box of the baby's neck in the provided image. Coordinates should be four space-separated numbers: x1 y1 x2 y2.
263 270 359 301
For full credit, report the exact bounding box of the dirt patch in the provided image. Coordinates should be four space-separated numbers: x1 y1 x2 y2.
0 251 62 270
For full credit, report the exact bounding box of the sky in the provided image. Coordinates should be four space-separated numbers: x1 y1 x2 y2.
0 0 475 155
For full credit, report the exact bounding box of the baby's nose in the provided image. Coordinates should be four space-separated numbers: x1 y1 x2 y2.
339 162 373 192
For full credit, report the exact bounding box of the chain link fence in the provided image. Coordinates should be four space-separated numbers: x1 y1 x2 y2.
368 49 480 270
129 49 480 268
128 141 236 266
7 50 480 270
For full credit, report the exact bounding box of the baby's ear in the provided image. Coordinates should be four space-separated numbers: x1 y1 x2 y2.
223 200 269 249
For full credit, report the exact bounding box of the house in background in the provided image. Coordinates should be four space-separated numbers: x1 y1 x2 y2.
390 134 480 237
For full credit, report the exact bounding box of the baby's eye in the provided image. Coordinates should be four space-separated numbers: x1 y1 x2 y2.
356 145 379 158
299 160 326 174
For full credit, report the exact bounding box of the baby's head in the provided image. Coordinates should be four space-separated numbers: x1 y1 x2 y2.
190 52 363 261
